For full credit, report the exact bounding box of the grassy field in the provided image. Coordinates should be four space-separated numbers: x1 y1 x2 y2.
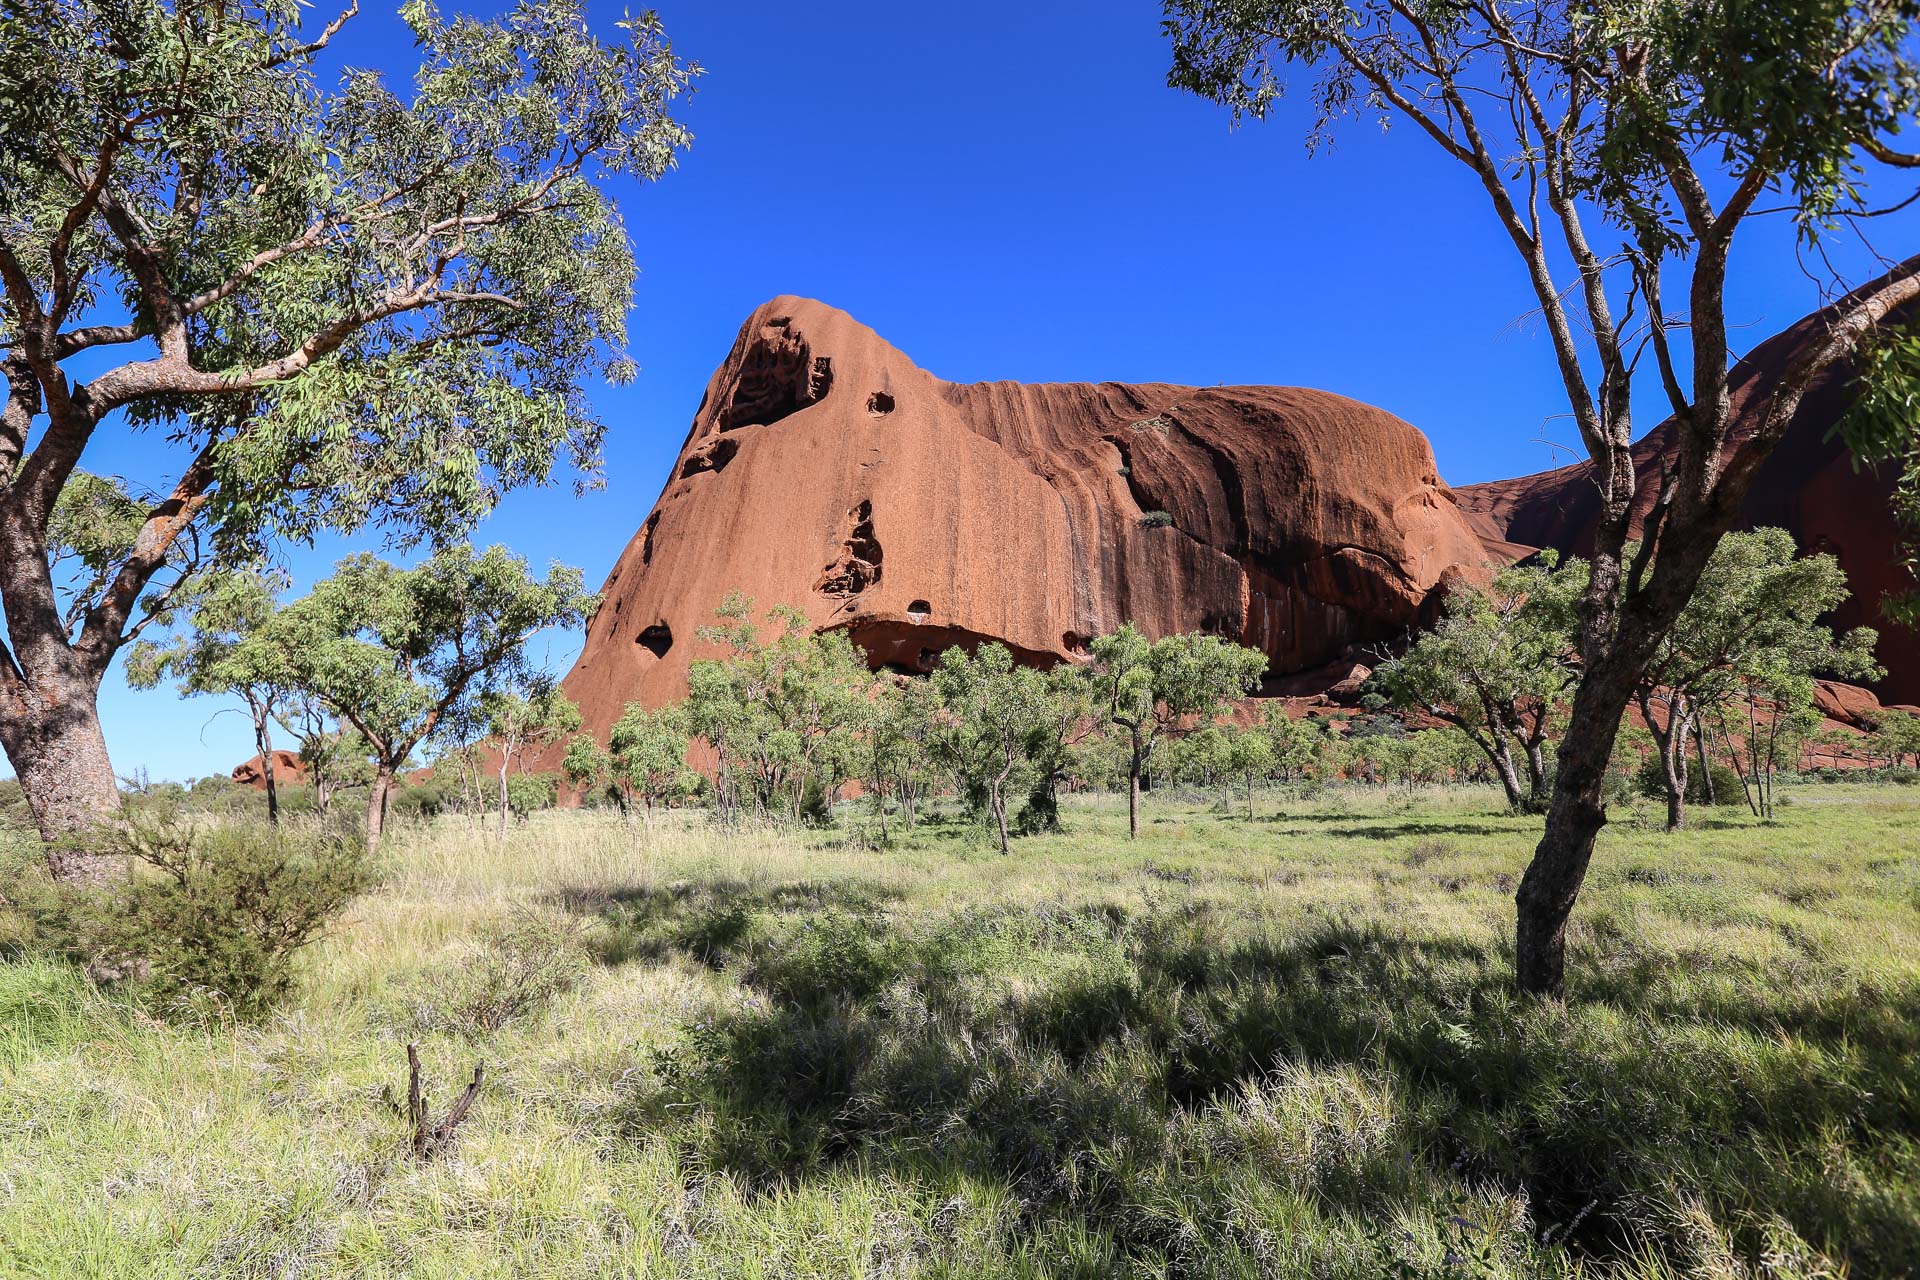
3 783 1919 1279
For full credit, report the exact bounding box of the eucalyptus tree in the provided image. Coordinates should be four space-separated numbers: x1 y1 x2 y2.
0 0 695 857
481 680 582 837
1087 624 1268 838
565 700 694 828
1224 720 1274 819
1374 552 1586 812
928 643 1051 856
1635 529 1878 829
272 544 595 850
860 676 939 838
1018 663 1100 833
685 594 871 821
1166 0 1920 994
124 567 293 827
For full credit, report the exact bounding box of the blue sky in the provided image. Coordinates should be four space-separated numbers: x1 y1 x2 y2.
48 0 1920 781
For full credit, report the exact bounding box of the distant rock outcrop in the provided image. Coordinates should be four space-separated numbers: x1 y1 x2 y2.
231 750 305 790
557 297 1496 740
1456 303 1918 704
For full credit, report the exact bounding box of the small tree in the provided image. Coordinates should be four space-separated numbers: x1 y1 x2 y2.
685 595 870 822
124 569 296 825
928 643 1051 855
1225 719 1275 819
1635 528 1879 829
481 682 582 837
1374 553 1585 812
861 676 939 838
274 545 595 850
1019 665 1100 833
609 702 695 827
1873 710 1920 768
1087 625 1268 838
276 695 367 819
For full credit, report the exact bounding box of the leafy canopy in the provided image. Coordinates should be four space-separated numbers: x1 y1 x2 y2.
271 543 596 772
0 0 696 664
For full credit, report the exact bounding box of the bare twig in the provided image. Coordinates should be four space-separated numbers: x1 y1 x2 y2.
402 1043 485 1162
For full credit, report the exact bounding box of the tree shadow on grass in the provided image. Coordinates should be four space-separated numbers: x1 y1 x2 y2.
1310 821 1519 841
548 876 904 968
597 891 1920 1275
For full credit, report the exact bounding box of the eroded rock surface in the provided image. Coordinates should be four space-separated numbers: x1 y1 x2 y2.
559 297 1496 736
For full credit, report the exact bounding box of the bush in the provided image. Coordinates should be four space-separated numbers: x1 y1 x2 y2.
1634 754 1745 807
1138 510 1174 529
505 771 560 816
397 907 589 1037
26 813 372 1019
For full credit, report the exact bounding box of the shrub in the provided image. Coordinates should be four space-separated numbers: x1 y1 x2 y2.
1634 755 1745 807
1138 510 1174 529
33 812 372 1018
398 907 589 1037
506 771 560 816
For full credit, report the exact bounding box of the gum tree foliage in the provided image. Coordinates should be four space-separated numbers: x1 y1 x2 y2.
858 675 940 839
480 680 581 837
685 594 872 822
564 700 693 826
1872 708 1920 767
1225 715 1275 819
269 544 595 850
1374 552 1586 813
927 643 1053 857
1635 528 1878 829
1166 0 1920 995
123 567 295 824
0 0 696 860
1087 624 1268 839
1018 664 1100 834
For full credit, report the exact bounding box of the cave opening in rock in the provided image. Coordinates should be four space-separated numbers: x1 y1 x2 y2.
636 623 673 658
907 600 931 621
679 436 740 479
867 390 895 416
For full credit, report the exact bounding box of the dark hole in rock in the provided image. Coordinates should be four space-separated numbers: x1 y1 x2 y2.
640 512 660 565
1062 630 1089 654
867 391 895 416
679 436 739 479
817 500 883 600
907 600 931 621
720 321 827 431
637 623 673 658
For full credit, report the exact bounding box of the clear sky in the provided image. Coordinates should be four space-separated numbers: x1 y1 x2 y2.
48 0 1920 782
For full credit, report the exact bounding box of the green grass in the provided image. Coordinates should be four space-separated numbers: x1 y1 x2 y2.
3 783 1919 1278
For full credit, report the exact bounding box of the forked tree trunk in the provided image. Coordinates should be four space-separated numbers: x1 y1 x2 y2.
0 686 122 881
1483 736 1526 811
1694 718 1716 804
497 760 511 839
1522 736 1550 809
367 764 395 852
252 704 280 826
1516 650 1644 997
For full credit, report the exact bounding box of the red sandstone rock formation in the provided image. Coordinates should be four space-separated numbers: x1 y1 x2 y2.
1455 305 1919 703
557 297 1496 740
231 749 305 790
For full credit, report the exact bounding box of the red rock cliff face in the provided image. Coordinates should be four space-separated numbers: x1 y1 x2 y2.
558 297 1495 738
1454 301 1919 704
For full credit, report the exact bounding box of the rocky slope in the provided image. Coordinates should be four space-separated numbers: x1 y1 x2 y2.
557 297 1496 740
1455 302 1918 704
